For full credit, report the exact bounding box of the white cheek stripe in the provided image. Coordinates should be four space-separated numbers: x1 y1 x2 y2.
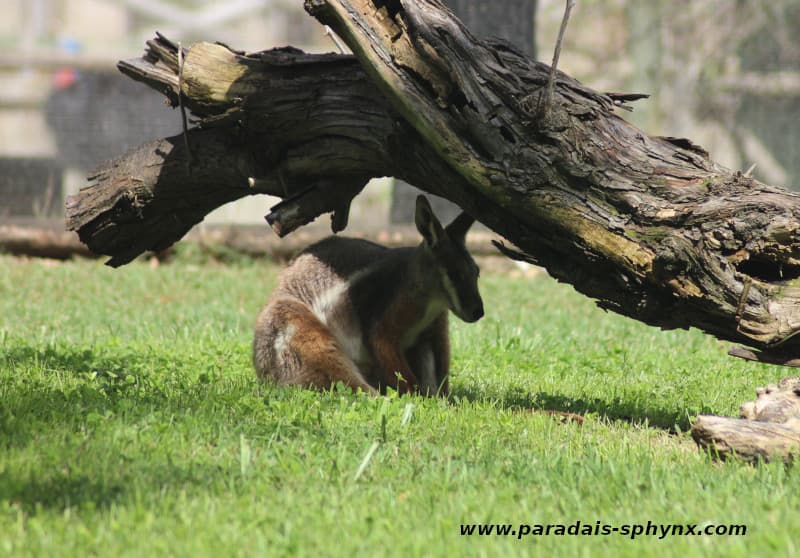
441 272 463 316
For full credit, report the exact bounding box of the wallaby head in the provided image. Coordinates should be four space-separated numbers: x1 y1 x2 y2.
414 195 484 323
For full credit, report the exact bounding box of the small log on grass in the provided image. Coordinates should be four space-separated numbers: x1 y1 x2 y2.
0 224 93 260
66 1 800 363
692 377 800 463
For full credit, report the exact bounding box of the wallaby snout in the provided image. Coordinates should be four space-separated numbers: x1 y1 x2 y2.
449 290 484 323
463 300 484 323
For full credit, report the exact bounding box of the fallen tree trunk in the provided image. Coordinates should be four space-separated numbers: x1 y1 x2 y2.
66 0 800 362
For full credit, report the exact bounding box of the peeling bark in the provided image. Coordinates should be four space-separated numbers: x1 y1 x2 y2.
66 1 800 361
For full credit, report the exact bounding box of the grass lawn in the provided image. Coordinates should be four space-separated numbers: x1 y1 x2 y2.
1 251 798 557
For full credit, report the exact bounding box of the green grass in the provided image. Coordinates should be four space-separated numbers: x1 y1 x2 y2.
1 252 798 557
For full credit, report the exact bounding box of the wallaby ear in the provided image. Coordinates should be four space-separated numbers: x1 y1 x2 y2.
445 211 475 242
415 195 444 246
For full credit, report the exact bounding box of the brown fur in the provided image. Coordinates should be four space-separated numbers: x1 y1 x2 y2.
253 196 483 396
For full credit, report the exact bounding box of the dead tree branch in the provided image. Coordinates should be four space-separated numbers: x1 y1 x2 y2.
692 377 800 463
66 1 800 362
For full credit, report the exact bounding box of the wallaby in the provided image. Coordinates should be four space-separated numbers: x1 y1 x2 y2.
253 195 484 396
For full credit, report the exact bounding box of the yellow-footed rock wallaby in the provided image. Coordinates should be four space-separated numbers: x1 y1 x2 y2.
253 195 483 396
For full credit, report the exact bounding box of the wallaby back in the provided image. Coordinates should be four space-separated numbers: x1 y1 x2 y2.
253 195 483 396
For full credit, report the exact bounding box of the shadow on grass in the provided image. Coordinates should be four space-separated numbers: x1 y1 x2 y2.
0 473 125 514
452 385 704 432
1 344 262 513
1 346 176 446
1 344 255 443
3 344 169 378
0 459 240 515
